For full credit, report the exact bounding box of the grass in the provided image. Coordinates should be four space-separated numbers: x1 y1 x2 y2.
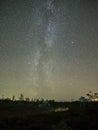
0 100 98 130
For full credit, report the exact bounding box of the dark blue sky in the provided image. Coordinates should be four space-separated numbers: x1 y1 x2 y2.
0 0 98 100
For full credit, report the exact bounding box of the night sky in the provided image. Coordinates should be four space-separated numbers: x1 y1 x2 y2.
0 0 98 100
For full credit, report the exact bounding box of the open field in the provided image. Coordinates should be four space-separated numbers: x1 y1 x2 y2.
0 100 98 130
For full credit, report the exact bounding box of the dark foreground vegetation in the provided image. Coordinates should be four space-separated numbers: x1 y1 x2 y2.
0 100 98 130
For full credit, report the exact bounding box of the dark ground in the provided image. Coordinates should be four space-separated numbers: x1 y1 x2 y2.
0 100 98 130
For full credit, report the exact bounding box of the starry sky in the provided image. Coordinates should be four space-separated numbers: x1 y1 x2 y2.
0 0 98 100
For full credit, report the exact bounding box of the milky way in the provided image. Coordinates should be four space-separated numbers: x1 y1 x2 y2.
31 0 57 98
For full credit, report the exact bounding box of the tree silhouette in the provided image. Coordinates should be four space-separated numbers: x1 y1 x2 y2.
86 90 93 100
25 97 30 102
19 94 24 101
12 96 15 101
